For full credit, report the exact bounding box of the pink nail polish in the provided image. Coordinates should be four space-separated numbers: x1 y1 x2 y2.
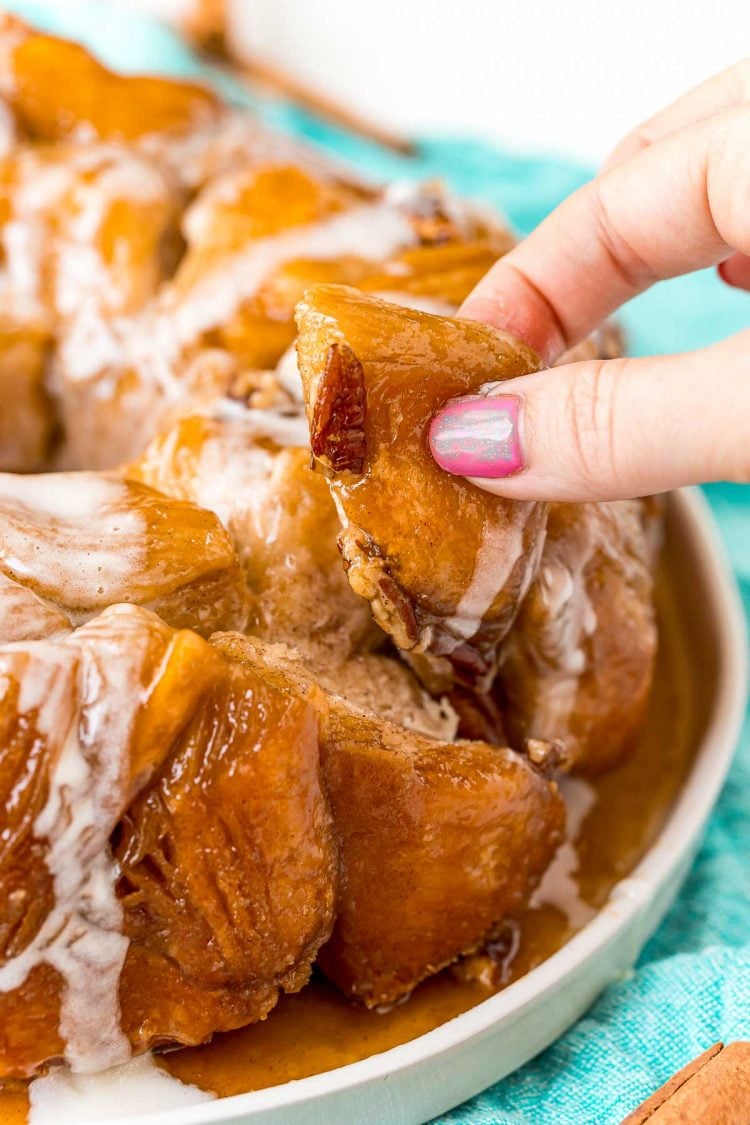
429 394 524 478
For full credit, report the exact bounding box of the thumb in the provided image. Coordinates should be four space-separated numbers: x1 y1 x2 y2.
429 330 750 502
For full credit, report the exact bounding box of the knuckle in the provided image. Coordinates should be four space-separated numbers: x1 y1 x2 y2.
563 360 625 491
726 56 750 103
705 105 750 252
588 178 655 290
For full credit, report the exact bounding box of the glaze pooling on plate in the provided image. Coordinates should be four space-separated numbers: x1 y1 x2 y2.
28 1054 214 1124
529 775 597 928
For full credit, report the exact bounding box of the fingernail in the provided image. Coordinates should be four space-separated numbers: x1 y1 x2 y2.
429 394 524 478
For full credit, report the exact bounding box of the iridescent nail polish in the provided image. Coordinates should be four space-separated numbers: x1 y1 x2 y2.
429 394 524 478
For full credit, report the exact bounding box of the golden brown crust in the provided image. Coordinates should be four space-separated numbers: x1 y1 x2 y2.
115 659 336 1055
213 631 565 1008
0 607 337 1076
0 321 54 471
0 16 659 1081
317 711 563 1007
0 14 220 143
127 403 379 658
0 16 518 473
0 472 251 636
499 500 657 774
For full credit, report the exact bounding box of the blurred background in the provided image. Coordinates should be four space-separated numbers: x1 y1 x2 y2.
130 0 746 162
8 0 747 361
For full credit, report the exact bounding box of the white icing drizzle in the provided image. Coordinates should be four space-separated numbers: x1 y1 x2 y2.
445 522 518 646
0 471 132 521
0 473 146 620
139 109 316 195
208 401 310 448
0 573 72 644
0 606 172 1072
28 1053 215 1123
55 305 125 386
0 158 71 317
518 506 608 731
0 637 130 1073
530 775 597 928
168 199 416 346
57 191 420 399
440 507 542 651
197 434 272 537
384 179 497 237
53 154 169 319
274 342 304 401
538 551 597 674
0 146 167 324
157 405 308 537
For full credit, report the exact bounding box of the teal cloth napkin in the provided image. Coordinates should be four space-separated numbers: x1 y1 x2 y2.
6 4 749 1120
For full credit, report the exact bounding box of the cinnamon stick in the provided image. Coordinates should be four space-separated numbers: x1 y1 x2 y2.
623 1041 750 1124
225 57 416 156
184 0 227 54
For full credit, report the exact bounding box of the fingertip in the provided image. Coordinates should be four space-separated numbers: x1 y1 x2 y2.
429 393 525 479
465 473 536 500
718 252 750 291
459 272 567 364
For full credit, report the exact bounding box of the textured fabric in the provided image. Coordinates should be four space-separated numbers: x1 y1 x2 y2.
7 4 750 1121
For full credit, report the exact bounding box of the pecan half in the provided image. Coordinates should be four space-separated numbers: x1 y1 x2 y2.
310 342 366 475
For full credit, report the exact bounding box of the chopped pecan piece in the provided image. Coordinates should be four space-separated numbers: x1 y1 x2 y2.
338 525 420 650
409 205 459 247
401 182 462 245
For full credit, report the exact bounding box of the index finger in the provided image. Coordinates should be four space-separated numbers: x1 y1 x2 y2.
460 105 750 361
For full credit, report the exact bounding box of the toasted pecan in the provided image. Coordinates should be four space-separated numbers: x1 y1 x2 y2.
310 342 367 474
338 525 420 650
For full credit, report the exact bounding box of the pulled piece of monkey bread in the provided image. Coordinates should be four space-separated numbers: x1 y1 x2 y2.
296 284 547 693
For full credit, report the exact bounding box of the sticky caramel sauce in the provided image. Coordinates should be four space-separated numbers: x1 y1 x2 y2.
161 549 704 1100
0 520 715 1118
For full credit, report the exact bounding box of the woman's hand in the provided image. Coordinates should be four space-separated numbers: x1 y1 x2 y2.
429 60 750 502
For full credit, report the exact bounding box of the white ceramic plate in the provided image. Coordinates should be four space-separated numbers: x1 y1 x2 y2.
119 488 748 1125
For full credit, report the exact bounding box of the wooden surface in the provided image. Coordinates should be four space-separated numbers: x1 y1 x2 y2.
624 1043 750 1124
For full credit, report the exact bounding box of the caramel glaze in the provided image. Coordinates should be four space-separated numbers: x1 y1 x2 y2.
0 532 712 1118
